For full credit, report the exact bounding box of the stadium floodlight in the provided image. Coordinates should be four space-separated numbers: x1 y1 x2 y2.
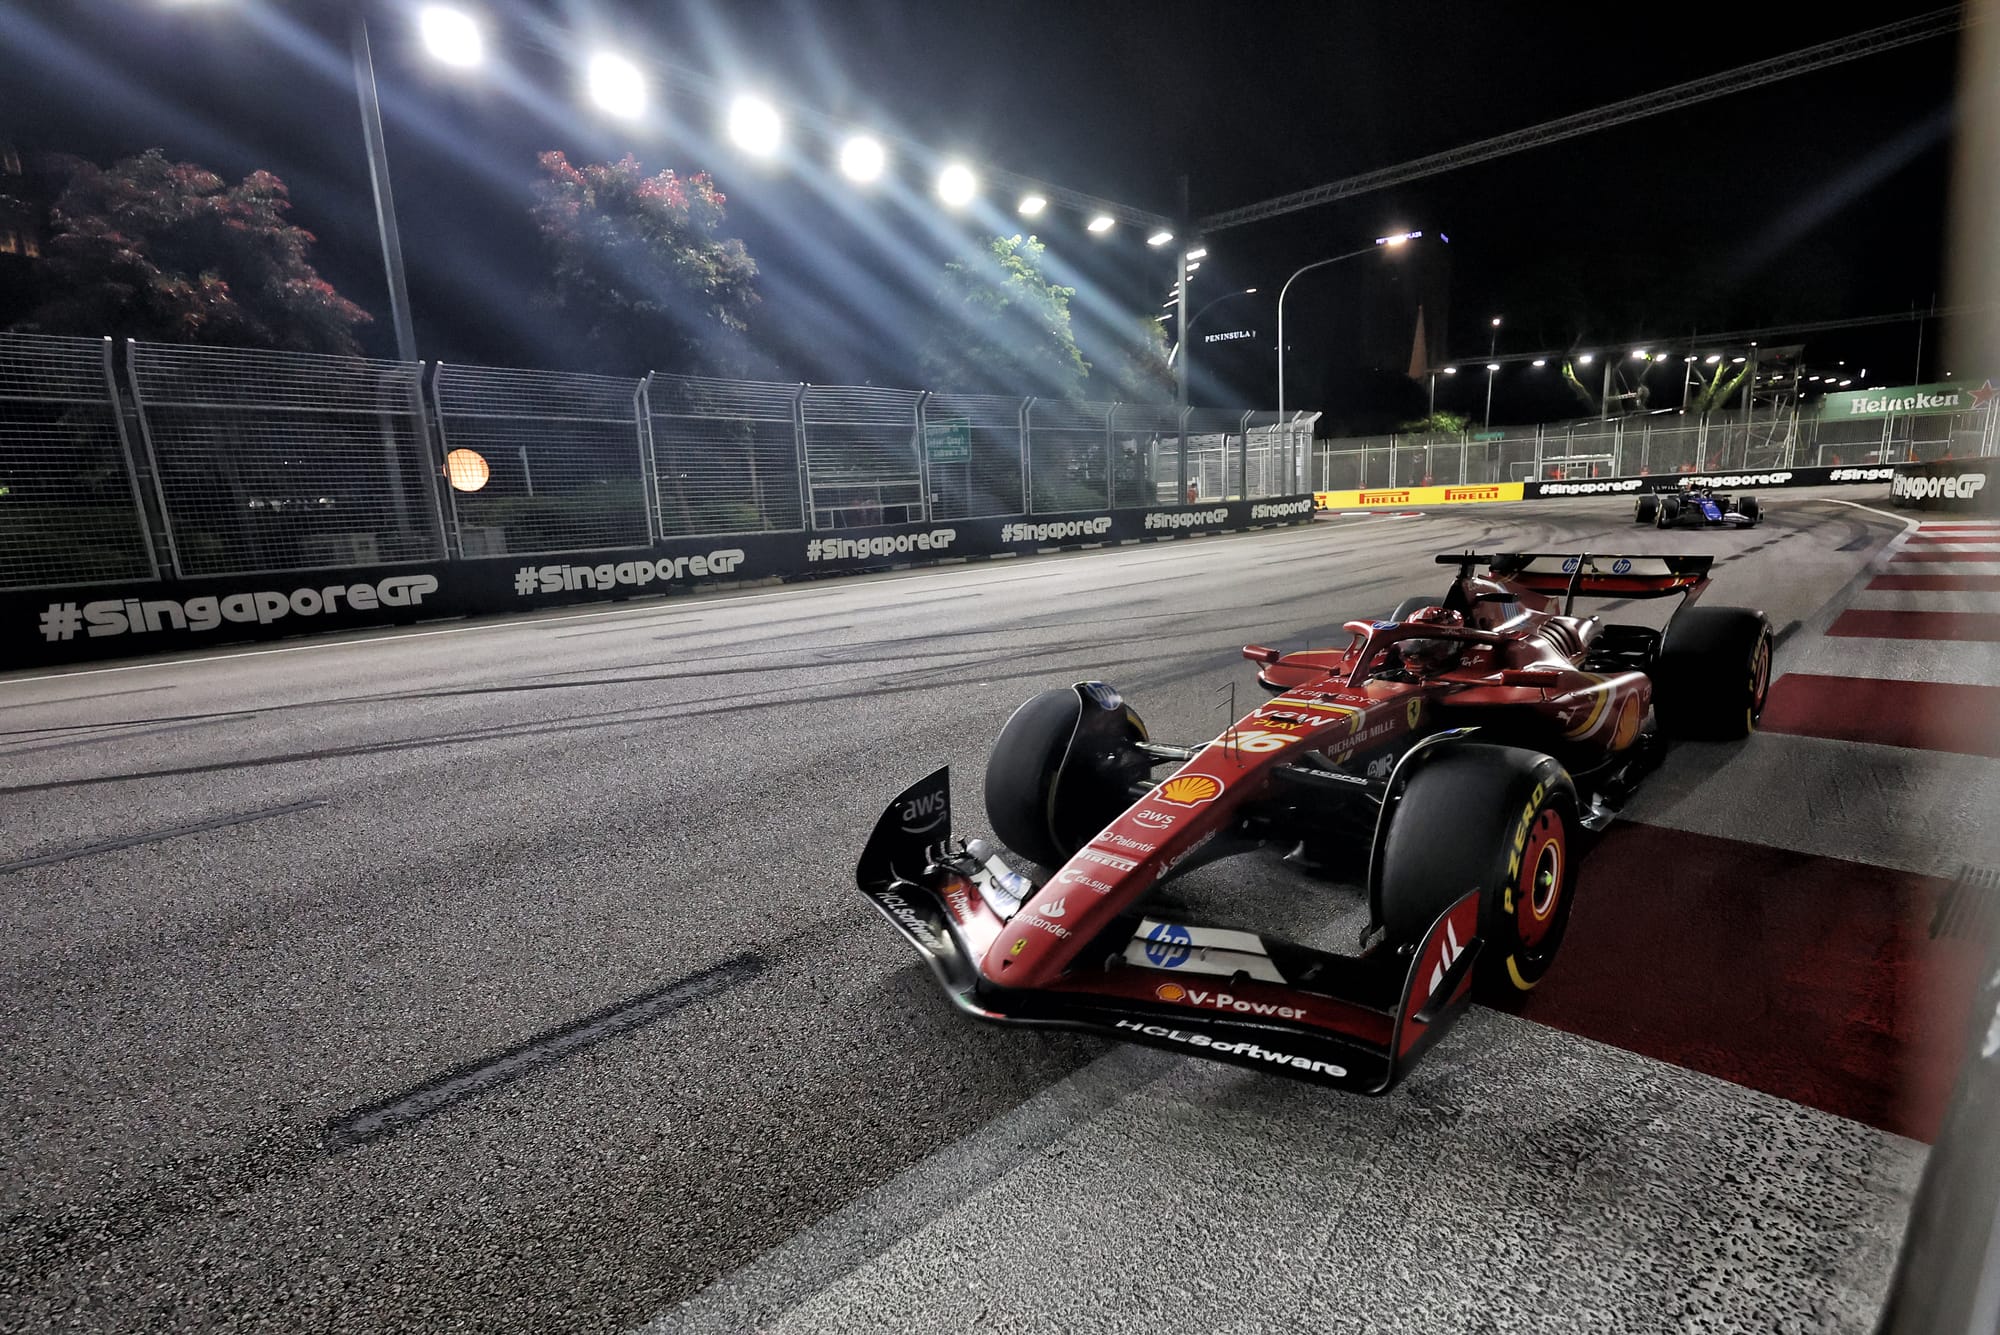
937 163 978 207
1146 229 1174 247
1532 358 1547 367
1684 355 1696 363
418 6 484 68
1839 378 1853 386
1185 247 1208 260
1732 356 1747 364
1705 353 1722 364
1486 362 1500 372
1491 316 1502 328
1809 375 1821 382
1185 261 1201 272
1016 192 1046 216
727 94 783 156
587 52 647 119
1578 353 1595 364
1087 214 1115 234
1442 366 1458 375
1631 349 1648 359
838 135 885 183
1243 287 1257 294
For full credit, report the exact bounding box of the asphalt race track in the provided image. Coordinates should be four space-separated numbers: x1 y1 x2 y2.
3 488 1989 1333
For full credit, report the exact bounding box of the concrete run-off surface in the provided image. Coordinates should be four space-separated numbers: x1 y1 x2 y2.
0 491 1947 1333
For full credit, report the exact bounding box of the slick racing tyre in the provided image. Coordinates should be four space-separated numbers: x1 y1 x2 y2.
1650 606 1773 741
1376 743 1580 998
1655 495 1681 528
985 684 1147 868
1634 494 1659 524
1738 495 1762 525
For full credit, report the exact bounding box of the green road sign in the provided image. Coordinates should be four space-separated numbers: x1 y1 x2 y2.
1820 381 1980 421
1471 430 1506 442
925 419 972 465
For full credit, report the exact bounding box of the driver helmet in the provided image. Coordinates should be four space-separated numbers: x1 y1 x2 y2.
1396 605 1465 676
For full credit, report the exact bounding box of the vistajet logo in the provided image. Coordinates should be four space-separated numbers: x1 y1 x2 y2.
805 530 956 561
38 574 439 642
1001 516 1112 543
1250 498 1313 520
514 552 745 597
1145 507 1229 530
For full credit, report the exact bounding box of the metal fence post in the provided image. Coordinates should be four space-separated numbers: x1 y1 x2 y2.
429 362 466 559
914 389 933 524
101 336 162 580
1020 397 1036 514
123 340 187 579
635 373 659 543
1106 402 1122 509
793 384 812 530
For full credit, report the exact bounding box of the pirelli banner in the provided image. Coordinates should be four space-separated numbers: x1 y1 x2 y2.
1891 458 1997 513
2 495 1315 670
1315 482 1524 509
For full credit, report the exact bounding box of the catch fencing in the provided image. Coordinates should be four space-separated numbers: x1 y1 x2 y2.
0 333 1317 593
1314 408 1996 492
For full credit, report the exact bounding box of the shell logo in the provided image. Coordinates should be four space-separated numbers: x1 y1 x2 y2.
1155 774 1223 807
1155 983 1187 1002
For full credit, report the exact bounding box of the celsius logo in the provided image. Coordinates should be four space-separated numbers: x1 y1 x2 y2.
38 575 439 642
1893 472 1989 501
899 788 948 834
515 553 744 596
1145 507 1230 530
1249 498 1313 520
1539 479 1643 495
1829 467 1897 482
806 530 956 561
1000 517 1112 543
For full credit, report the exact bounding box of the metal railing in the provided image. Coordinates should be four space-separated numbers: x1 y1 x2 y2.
0 334 156 588
0 333 1320 590
434 363 649 558
127 342 443 579
1312 407 1996 491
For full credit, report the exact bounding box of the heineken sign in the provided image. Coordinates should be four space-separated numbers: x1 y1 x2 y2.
1821 380 1997 420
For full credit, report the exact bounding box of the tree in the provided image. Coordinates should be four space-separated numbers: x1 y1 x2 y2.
530 151 759 375
1397 410 1471 435
11 149 369 353
1097 315 1175 403
918 234 1088 398
1688 359 1753 414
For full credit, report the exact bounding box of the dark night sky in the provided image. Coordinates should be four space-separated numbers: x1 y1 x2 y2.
0 1 1964 423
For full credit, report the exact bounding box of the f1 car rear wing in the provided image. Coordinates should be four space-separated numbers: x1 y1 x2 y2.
1438 551 1713 613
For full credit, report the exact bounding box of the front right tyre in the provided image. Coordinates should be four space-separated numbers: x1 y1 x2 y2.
1650 606 1773 740
1376 743 1580 999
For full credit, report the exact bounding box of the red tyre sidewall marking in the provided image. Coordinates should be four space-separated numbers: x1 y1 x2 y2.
1516 809 1564 949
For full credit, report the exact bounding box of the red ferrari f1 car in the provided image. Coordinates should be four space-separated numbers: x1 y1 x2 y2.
857 551 1772 1094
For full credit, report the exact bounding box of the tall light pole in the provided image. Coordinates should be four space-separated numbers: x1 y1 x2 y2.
1483 316 1502 428
351 15 418 363
1277 231 1417 424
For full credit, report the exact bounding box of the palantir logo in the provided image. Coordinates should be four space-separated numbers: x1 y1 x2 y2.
39 574 440 642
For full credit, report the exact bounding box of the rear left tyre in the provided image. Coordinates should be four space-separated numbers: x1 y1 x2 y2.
1650 607 1773 740
1376 743 1580 998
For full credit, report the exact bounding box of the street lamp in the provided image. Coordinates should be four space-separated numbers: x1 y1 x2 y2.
937 163 978 207
726 94 783 156
417 5 484 67
1277 236 1415 423
1484 362 1500 428
586 52 648 118
838 135 885 182
1016 193 1046 216
1086 214 1116 234
1146 229 1174 247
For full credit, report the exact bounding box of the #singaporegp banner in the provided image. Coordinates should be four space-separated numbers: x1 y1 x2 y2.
3 496 1315 670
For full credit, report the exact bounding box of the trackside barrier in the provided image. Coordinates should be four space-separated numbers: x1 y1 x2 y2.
1315 465 1903 510
1891 457 1998 514
3 496 1315 670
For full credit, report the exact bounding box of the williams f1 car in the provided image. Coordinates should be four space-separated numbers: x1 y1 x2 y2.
857 551 1772 1094
1635 480 1761 528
